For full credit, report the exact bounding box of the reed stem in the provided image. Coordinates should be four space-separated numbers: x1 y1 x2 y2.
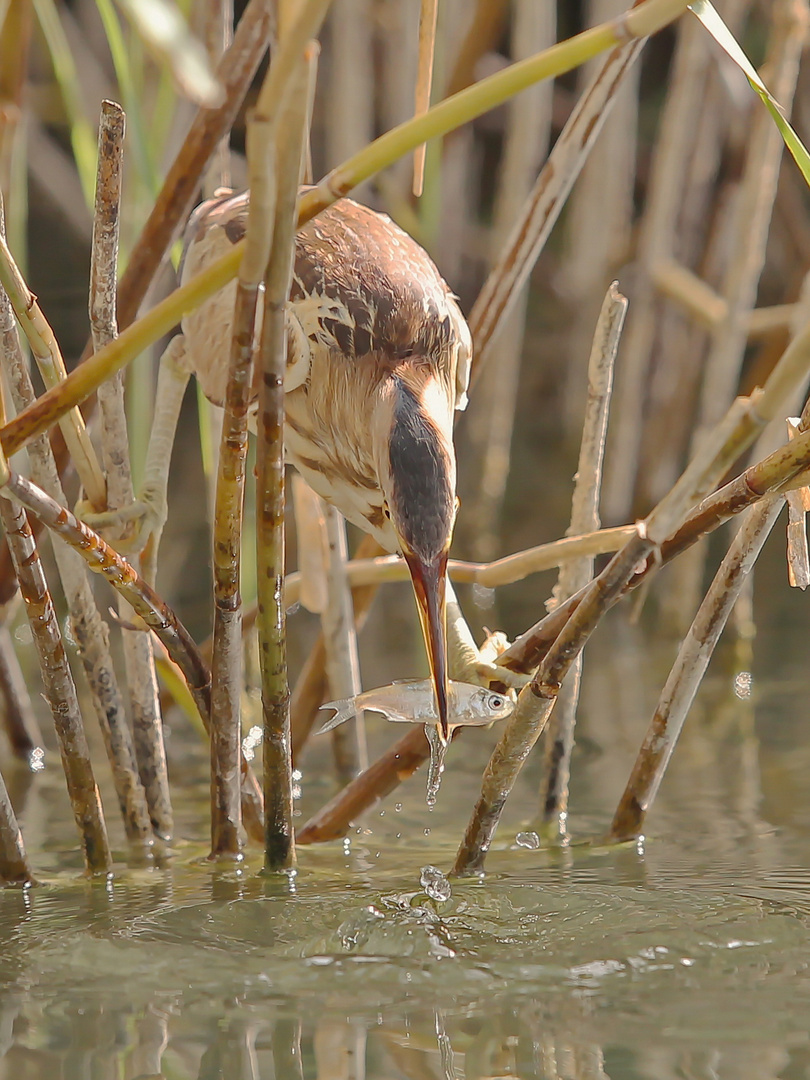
257 50 314 872
0 489 111 875
91 100 170 844
540 283 625 838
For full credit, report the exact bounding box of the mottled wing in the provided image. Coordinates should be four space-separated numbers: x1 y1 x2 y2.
179 189 312 407
291 200 471 411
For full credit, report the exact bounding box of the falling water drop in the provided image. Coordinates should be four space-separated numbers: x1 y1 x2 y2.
424 724 447 808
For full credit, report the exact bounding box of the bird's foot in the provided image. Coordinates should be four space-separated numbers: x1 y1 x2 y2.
471 659 531 692
76 484 167 558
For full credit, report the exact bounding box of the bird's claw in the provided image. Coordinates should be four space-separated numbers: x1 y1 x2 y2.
76 488 167 557
473 660 531 691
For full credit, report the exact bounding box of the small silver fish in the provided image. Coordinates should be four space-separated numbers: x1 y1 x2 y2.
316 679 514 735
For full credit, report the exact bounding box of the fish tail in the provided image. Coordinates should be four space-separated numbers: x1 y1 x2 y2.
315 698 357 734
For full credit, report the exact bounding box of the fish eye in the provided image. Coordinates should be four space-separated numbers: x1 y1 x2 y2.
489 695 504 709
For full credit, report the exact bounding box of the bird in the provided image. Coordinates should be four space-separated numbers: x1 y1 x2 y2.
134 190 472 742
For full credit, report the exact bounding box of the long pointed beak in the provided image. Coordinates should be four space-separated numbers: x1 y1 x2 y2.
404 550 450 743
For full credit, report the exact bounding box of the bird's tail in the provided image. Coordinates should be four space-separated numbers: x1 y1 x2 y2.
315 698 358 735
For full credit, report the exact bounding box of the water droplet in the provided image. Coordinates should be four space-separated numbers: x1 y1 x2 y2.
395 803 403 813
420 865 451 902
515 831 540 850
734 671 753 699
424 828 431 837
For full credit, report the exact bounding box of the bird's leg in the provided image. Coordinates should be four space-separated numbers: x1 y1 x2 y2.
78 335 191 584
446 580 530 691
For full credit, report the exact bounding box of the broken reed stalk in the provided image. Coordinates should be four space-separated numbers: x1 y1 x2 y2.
0 0 693 464
321 506 367 781
90 100 168 845
609 496 784 842
0 763 33 885
297 400 810 844
290 533 383 761
468 27 644 386
0 625 43 766
453 362 810 873
0 487 111 874
0 229 106 510
258 49 316 873
412 0 438 198
540 283 625 838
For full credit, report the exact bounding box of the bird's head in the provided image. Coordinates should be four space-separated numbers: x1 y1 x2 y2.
372 366 458 743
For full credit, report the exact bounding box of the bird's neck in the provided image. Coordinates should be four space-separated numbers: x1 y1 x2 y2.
383 371 456 564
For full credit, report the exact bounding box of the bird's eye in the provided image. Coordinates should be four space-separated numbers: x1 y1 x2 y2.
489 695 504 709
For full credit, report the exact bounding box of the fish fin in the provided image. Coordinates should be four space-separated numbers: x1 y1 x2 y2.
315 699 356 734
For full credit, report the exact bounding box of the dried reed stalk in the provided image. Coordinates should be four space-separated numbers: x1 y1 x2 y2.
1 0 692 462
445 0 509 97
602 14 717 520
91 101 167 844
468 24 644 386
2 460 276 842
540 284 624 837
321 505 367 780
453 366 810 872
412 0 438 197
290 532 382 760
0 0 33 262
299 386 810 844
115 0 273 329
0 489 111 874
284 525 638 603
290 476 328 613
325 0 373 185
257 43 319 872
696 0 806 439
1 185 152 847
0 624 43 766
668 0 808 618
5 472 209 716
562 0 638 431
297 724 432 844
201 0 234 196
0 231 106 509
609 495 783 841
463 1 554 563
0 763 33 885
207 14 299 857
619 0 751 515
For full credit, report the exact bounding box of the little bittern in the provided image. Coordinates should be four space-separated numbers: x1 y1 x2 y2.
123 191 471 741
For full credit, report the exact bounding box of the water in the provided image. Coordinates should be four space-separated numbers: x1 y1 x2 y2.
2 539 810 1077
425 722 448 809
